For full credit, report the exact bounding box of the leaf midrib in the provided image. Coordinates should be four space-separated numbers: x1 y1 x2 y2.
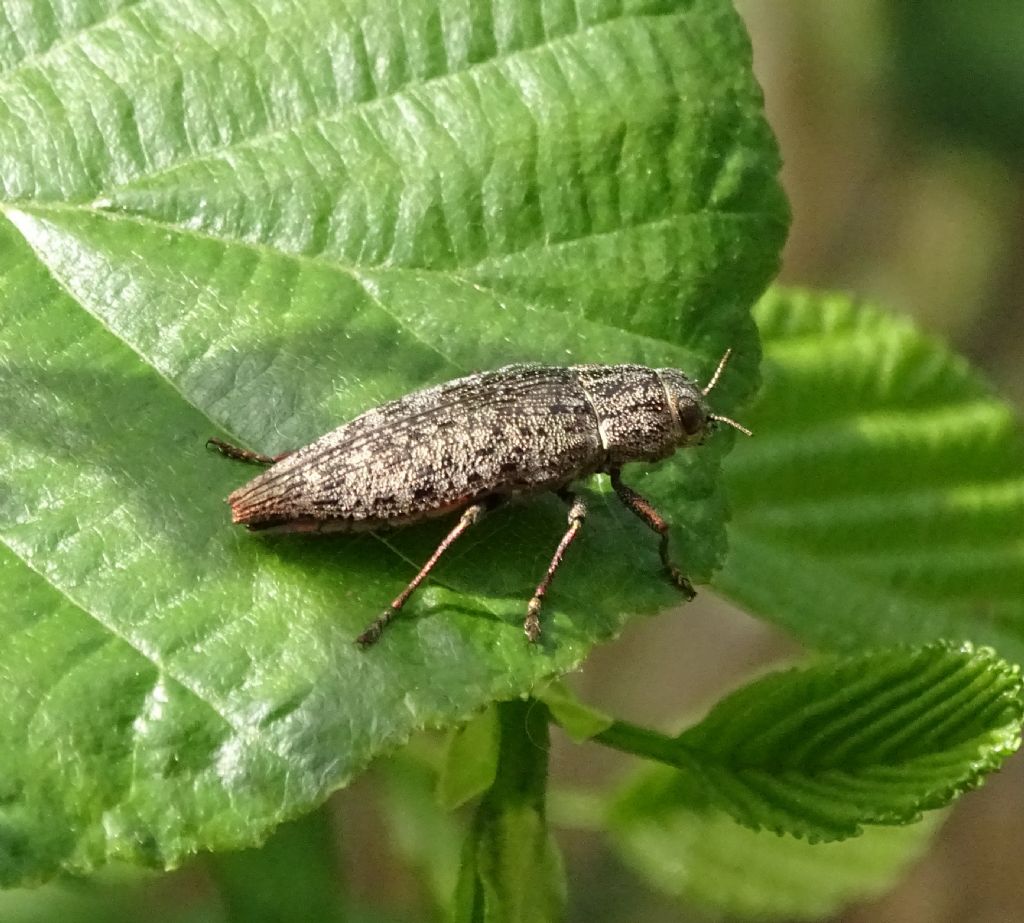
2 197 745 387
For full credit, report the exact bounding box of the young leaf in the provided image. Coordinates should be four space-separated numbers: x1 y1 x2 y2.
604 644 1022 841
718 289 1024 662
0 0 787 883
437 706 501 811
536 679 614 743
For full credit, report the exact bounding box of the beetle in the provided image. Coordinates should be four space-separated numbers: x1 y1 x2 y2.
207 350 749 646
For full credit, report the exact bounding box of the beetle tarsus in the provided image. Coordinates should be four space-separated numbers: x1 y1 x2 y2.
669 567 697 599
206 437 284 467
524 598 542 642
356 610 394 647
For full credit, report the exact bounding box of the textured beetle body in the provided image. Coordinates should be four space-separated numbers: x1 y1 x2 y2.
212 357 744 644
228 364 708 534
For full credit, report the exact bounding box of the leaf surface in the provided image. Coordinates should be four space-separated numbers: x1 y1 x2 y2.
605 644 1021 841
0 0 786 882
611 801 939 920
719 289 1024 661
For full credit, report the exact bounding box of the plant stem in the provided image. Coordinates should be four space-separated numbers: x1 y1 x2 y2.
593 719 694 769
452 699 566 923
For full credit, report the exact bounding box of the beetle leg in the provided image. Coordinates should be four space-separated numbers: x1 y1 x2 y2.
609 468 696 599
357 502 488 647
206 437 292 466
524 491 588 643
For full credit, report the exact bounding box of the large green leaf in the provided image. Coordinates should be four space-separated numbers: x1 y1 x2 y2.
0 0 787 884
719 289 1024 662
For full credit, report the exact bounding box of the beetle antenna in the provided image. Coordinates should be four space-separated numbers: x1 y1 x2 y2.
702 349 732 396
709 414 753 437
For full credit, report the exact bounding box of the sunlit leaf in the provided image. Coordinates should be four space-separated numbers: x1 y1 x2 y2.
0 0 786 883
719 289 1024 662
606 644 1021 840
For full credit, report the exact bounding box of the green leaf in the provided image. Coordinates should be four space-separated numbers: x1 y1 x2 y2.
536 679 613 743
718 288 1024 662
603 644 1022 841
379 747 465 917
438 707 501 811
452 700 564 923
610 799 939 920
205 807 346 923
0 0 787 884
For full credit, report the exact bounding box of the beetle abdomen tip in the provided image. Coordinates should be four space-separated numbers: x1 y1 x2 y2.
227 487 260 525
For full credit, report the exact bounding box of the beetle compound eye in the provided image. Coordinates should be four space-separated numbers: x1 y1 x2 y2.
677 400 706 436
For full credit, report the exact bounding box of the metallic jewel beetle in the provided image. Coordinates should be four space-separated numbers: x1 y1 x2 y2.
208 350 750 646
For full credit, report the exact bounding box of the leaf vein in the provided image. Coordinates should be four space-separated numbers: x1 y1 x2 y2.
90 10 690 200
0 0 148 79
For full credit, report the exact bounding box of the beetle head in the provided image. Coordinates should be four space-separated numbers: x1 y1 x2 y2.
660 349 752 446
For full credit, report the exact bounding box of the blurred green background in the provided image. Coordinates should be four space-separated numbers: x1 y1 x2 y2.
6 2 1024 921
